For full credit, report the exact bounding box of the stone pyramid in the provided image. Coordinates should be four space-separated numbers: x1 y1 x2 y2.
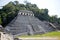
5 10 56 36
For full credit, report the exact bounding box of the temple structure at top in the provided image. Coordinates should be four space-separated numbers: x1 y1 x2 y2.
19 10 34 16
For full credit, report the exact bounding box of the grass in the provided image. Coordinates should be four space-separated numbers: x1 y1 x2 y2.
41 31 60 37
17 31 60 38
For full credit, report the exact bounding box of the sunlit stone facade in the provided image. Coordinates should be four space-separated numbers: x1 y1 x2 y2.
19 10 34 16
0 32 14 40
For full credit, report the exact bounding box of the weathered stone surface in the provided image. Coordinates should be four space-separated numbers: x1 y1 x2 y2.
5 10 56 36
0 32 14 40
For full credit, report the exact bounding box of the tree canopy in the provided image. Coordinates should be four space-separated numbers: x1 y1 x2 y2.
0 1 60 27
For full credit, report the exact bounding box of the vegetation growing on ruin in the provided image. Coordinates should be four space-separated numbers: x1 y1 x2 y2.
0 1 60 27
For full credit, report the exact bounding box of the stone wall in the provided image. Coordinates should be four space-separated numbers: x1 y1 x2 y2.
0 32 14 40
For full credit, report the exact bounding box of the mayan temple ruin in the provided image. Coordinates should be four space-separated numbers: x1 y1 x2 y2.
4 10 56 36
0 0 60 40
0 10 57 40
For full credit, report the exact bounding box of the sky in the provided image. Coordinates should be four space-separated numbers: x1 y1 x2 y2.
0 0 60 17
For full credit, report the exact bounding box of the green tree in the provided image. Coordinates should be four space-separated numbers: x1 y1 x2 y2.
3 1 16 13
49 15 58 23
0 16 2 24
